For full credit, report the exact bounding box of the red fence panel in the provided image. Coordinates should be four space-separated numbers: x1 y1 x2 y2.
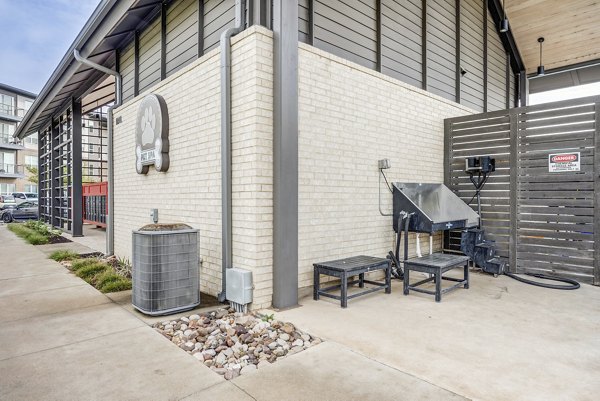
82 182 108 227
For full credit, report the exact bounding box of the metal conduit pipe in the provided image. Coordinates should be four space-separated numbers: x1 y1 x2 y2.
73 49 122 255
218 0 246 302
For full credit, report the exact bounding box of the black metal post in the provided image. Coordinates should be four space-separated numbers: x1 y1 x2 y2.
198 0 204 57
376 0 382 72
455 0 461 103
421 0 427 90
403 215 411 261
161 1 167 80
72 98 83 237
50 118 59 228
134 30 140 96
308 0 314 45
483 0 488 112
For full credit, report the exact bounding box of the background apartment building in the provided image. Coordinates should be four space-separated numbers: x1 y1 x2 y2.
0 83 37 195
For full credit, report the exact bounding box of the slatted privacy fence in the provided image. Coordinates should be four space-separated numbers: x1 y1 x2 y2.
445 95 600 285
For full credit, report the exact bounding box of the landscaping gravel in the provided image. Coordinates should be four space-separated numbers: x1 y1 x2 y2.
153 308 321 380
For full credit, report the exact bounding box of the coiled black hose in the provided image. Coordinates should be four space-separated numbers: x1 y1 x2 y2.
504 272 580 290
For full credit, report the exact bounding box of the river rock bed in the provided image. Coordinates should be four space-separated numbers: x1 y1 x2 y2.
153 308 321 380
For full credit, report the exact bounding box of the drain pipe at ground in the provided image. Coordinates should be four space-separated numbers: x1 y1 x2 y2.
73 49 122 256
218 0 246 302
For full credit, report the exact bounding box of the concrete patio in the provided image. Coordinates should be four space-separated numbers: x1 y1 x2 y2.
62 223 107 253
277 270 600 401
0 224 598 400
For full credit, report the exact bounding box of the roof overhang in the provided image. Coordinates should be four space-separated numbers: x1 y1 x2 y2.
506 0 600 75
14 0 165 139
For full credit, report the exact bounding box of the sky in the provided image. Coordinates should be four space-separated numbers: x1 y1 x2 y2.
0 0 100 94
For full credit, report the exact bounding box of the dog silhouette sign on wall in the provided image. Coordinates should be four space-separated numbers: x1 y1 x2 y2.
135 94 169 174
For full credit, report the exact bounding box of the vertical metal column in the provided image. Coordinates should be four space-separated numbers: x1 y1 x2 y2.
421 0 427 91
455 0 461 103
308 0 314 45
134 31 140 97
37 129 44 221
272 0 299 309
72 99 83 237
50 118 60 227
483 0 488 112
594 102 600 285
508 109 518 273
161 1 167 80
198 0 204 57
376 0 382 72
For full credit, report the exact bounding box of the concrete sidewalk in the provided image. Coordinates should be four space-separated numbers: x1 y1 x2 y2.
0 226 465 401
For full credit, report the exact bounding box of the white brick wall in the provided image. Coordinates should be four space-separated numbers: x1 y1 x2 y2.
112 26 475 309
297 43 474 292
112 26 274 309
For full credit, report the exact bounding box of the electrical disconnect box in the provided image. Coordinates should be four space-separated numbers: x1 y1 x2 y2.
226 268 253 306
378 159 391 169
465 156 495 174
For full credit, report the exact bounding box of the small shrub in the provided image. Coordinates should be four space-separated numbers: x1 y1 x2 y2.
24 220 48 235
116 256 132 278
74 262 109 282
52 256 132 294
261 313 275 323
95 270 123 289
100 277 132 293
7 223 49 245
27 232 49 245
24 220 62 237
7 223 31 238
49 250 79 262
71 258 101 272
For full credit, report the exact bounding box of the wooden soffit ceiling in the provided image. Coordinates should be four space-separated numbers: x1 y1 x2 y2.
506 0 600 74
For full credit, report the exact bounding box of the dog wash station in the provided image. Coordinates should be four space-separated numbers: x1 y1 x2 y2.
314 152 583 307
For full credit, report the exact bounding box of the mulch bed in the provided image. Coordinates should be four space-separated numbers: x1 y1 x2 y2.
48 235 72 244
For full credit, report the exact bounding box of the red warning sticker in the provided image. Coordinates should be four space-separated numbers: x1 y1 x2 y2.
548 152 580 172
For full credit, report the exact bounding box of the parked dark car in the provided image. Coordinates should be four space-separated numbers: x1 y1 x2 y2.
1 201 38 223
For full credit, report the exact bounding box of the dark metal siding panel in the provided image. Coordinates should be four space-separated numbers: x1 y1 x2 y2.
426 0 456 101
166 0 199 77
203 0 235 53
487 10 506 111
313 0 378 70
459 0 484 111
299 0 310 43
119 41 135 102
138 17 162 94
380 0 422 88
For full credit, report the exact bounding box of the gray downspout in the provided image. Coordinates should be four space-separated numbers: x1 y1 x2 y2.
218 0 246 302
73 49 122 256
